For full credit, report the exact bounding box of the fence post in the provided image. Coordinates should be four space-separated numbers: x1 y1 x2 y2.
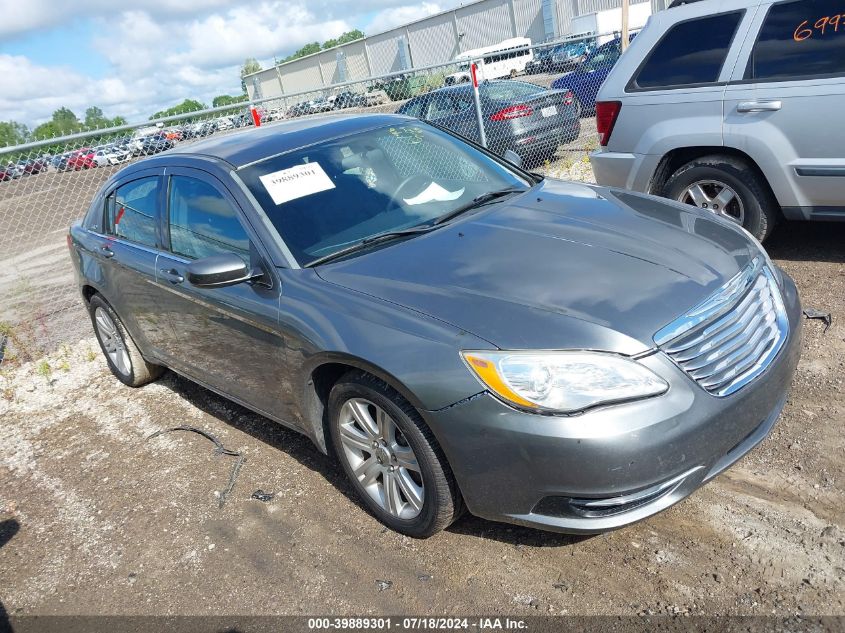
470 62 488 148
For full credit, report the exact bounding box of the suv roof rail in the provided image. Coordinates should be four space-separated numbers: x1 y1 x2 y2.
668 0 708 7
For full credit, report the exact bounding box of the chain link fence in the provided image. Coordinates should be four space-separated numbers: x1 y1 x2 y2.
0 30 628 368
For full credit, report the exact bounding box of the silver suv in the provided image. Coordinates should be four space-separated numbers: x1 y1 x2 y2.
590 0 845 241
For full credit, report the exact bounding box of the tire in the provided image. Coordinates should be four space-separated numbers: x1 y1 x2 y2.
88 294 164 387
661 155 778 242
328 371 462 538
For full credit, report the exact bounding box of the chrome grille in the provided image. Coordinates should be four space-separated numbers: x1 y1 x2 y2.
654 258 788 397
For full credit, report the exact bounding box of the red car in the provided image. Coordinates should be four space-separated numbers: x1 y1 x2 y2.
66 149 96 170
0 164 14 181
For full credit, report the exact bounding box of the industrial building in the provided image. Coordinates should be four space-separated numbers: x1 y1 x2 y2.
244 0 669 101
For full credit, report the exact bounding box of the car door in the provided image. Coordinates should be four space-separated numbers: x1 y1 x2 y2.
724 0 845 219
96 169 174 358
154 167 290 419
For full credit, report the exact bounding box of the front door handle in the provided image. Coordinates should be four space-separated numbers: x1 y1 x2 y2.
99 245 114 258
159 268 184 284
737 100 782 113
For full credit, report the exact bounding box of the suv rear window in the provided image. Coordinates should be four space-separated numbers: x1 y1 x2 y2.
746 0 845 80
633 12 743 89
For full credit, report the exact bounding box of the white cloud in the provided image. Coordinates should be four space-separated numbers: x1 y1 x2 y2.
366 2 443 34
0 1 461 127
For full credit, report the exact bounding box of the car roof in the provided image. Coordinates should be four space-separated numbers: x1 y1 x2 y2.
168 113 416 168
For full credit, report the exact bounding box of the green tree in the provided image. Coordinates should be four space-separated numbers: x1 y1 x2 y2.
281 42 320 63
323 29 365 50
0 121 30 148
212 94 248 108
240 57 263 94
83 107 127 131
84 106 106 129
32 107 82 140
149 99 208 120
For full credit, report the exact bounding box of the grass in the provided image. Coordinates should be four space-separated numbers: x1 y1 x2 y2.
35 359 52 383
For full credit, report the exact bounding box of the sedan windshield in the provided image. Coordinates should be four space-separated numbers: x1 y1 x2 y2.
238 122 530 266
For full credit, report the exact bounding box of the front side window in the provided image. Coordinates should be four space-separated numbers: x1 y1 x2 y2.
634 12 743 88
167 176 251 262
238 123 529 266
747 0 845 80
106 176 160 248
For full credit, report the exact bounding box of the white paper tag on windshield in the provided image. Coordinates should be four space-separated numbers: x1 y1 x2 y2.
403 182 465 206
259 162 335 205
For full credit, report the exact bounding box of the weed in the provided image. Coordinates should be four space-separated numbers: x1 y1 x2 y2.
35 360 52 383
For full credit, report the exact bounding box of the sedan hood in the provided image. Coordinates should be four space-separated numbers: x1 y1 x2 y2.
317 180 757 354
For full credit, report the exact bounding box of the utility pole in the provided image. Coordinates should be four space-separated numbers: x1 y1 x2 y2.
621 0 630 51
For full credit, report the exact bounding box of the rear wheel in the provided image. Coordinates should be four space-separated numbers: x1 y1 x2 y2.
328 371 461 538
89 294 164 387
661 155 778 242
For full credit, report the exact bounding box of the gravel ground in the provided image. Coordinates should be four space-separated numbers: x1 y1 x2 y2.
0 222 843 618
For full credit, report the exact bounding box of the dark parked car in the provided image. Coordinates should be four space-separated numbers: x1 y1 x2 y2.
15 158 46 176
0 163 16 181
332 91 359 110
139 133 174 155
396 80 581 164
551 35 636 115
69 114 801 538
526 42 594 75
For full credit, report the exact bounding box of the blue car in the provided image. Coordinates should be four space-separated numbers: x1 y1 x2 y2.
551 35 635 116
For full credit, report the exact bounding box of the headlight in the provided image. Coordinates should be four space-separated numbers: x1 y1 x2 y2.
461 350 668 414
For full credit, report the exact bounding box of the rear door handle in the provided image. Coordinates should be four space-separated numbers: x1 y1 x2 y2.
99 245 114 258
737 100 782 113
159 268 184 284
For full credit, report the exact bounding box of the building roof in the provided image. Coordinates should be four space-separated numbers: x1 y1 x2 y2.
171 113 413 168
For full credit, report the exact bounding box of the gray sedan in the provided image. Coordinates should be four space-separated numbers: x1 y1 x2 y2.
396 81 581 165
68 114 801 537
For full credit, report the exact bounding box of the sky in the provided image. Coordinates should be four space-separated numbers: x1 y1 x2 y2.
0 0 457 128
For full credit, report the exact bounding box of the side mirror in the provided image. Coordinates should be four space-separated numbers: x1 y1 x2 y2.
186 253 257 288
503 149 523 168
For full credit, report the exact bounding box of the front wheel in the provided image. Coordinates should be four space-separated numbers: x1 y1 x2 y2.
661 155 778 242
328 372 462 538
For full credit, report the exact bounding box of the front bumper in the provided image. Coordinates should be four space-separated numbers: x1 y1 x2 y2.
423 273 802 533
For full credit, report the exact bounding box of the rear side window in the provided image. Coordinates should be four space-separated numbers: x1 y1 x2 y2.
481 81 542 101
634 12 743 89
747 0 845 80
167 175 251 262
399 98 425 118
106 177 160 248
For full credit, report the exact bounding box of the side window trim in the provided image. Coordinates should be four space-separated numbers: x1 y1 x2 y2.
102 171 164 249
625 10 747 92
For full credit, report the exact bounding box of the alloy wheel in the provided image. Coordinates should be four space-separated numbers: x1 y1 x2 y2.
94 307 131 377
678 180 745 225
337 398 425 519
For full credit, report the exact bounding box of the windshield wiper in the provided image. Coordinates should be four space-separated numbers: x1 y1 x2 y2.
305 225 436 267
433 187 525 226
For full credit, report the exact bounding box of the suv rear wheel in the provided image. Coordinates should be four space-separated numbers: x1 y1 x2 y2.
661 155 778 242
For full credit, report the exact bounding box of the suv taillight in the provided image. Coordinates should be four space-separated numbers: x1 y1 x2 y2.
490 104 533 121
563 90 575 106
596 101 622 147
